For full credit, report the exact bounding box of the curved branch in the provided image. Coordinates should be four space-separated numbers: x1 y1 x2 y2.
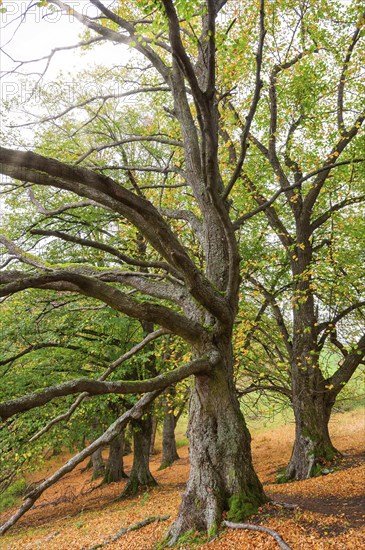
247 276 292 355
29 328 169 442
337 11 365 133
11 87 170 129
317 301 365 338
237 383 291 399
223 520 292 550
0 270 206 344
0 147 231 323
223 0 266 199
75 135 183 165
48 0 171 83
327 333 365 396
0 342 79 367
303 111 365 215
0 357 211 421
28 189 95 215
310 193 365 232
30 229 180 277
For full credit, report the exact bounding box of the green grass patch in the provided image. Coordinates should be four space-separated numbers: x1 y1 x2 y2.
0 478 27 512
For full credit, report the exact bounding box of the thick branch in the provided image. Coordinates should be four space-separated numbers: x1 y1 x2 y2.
0 147 231 323
327 333 365 396
0 357 211 421
48 0 171 83
0 270 206 344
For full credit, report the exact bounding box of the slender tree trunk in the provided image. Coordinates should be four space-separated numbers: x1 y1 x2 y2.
121 413 157 497
103 430 128 483
159 395 179 470
287 374 338 480
91 447 105 479
150 414 158 456
167 349 267 543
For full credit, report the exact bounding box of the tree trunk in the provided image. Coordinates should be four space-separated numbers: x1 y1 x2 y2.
150 414 158 456
121 414 157 497
103 430 128 483
167 354 267 543
91 447 105 479
159 396 179 470
286 377 338 480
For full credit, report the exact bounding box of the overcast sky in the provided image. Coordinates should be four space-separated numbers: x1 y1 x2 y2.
0 1 129 97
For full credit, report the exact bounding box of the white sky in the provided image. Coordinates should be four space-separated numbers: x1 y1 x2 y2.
0 1 130 101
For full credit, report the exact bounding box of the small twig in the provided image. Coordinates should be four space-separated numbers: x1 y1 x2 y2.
88 515 170 549
271 500 299 510
223 520 292 550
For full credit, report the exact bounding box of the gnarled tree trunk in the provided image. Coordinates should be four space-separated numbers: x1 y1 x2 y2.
167 348 267 543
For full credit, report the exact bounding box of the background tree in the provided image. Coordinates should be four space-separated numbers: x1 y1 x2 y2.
216 0 365 479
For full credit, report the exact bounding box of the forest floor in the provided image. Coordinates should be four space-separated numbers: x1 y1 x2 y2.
0 407 364 549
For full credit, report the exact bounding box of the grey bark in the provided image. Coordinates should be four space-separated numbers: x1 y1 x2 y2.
159 392 179 470
103 430 128 483
91 447 105 479
121 414 157 497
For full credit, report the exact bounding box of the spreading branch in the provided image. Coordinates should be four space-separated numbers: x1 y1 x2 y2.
0 357 211 421
29 328 169 442
0 270 207 344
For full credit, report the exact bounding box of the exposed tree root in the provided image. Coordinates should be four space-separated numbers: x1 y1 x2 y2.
88 514 170 549
223 520 292 550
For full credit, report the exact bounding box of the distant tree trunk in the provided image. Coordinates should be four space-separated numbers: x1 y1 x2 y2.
159 393 179 470
123 431 132 455
149 414 158 456
121 414 157 497
91 447 105 479
103 429 128 483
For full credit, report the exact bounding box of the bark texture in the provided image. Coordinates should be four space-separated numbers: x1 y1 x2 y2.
121 415 157 497
91 447 105 479
103 430 128 483
287 378 338 479
167 355 266 543
159 396 179 469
